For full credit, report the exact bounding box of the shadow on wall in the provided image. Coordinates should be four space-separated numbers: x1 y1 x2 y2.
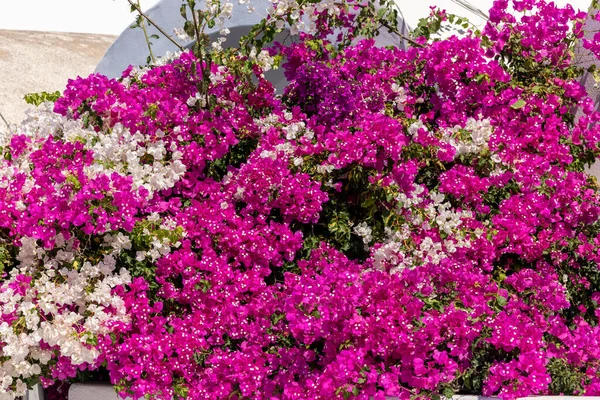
95 0 271 79
95 0 410 90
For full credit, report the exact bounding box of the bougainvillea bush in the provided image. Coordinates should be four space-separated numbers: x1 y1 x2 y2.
2 0 600 399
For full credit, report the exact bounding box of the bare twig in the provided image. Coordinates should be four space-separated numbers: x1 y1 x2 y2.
0 110 9 129
126 0 185 51
349 2 425 48
188 3 210 104
136 0 157 63
394 31 425 48
450 0 490 21
379 20 424 48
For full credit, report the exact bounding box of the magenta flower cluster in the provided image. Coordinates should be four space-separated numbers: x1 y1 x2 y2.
1 1 600 399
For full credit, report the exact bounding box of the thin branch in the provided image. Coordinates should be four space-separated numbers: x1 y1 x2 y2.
137 0 156 63
450 0 490 21
379 20 424 48
0 110 9 129
348 2 424 48
395 31 425 48
126 0 185 51
188 3 210 104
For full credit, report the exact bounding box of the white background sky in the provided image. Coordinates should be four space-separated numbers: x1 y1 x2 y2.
0 0 593 36
0 0 161 35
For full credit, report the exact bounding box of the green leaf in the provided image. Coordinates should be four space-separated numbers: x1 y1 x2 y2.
197 279 211 293
510 99 526 109
180 4 188 20
441 386 455 399
23 91 61 106
173 383 189 399
184 21 195 38
0 245 11 275
496 295 507 307
361 197 376 208
531 85 542 93
271 312 286 326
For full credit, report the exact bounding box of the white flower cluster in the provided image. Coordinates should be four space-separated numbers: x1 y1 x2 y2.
396 183 426 210
103 232 133 255
1 104 74 152
372 226 412 273
0 104 82 202
206 0 234 27
255 114 316 163
268 0 339 35
133 214 184 262
406 118 500 166
0 235 131 398
315 164 335 174
259 142 296 161
134 231 181 263
187 92 207 109
249 47 275 72
152 50 185 68
173 27 192 42
407 120 427 138
4 105 187 198
441 117 494 157
374 189 474 274
254 114 281 133
283 120 314 141
353 222 373 250
79 123 187 196
424 191 473 235
209 65 229 85
390 83 408 111
0 104 187 397
122 66 152 84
